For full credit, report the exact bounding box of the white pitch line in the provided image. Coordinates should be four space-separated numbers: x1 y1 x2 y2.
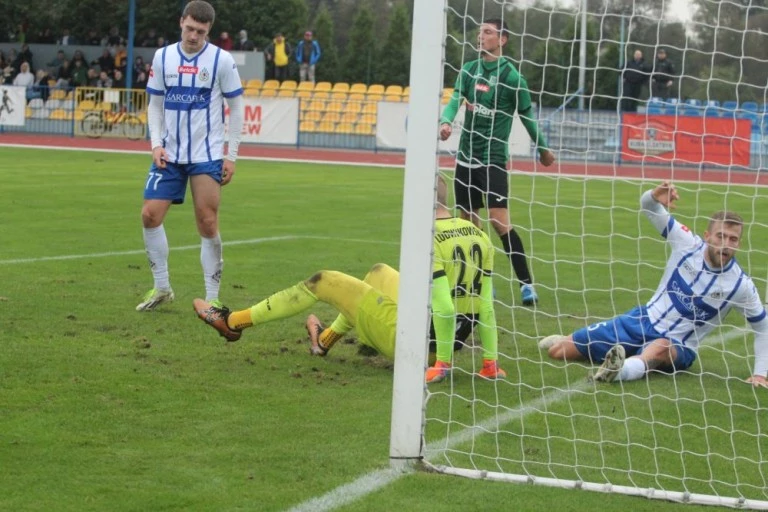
0 235 398 265
287 327 748 512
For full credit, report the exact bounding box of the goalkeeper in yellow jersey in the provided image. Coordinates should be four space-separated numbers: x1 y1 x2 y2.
192 178 505 383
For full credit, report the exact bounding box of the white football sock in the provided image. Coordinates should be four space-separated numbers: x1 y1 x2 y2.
201 233 223 301
143 225 171 291
618 357 647 381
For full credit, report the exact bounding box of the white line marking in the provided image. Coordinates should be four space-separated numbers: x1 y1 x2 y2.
0 235 398 265
287 327 748 511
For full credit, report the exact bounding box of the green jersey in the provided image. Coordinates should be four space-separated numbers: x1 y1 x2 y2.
440 58 549 166
431 217 498 363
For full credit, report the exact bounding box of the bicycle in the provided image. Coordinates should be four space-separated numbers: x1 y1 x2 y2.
81 108 146 141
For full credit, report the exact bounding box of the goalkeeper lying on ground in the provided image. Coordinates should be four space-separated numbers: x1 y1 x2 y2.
193 177 506 384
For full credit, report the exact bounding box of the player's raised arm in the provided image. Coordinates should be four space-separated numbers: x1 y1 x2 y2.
640 181 678 234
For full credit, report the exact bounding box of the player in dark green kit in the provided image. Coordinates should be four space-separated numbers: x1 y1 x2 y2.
440 18 556 306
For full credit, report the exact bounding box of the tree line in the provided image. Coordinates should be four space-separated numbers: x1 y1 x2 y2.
1 0 765 107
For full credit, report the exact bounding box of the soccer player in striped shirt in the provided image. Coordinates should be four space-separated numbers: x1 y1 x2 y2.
192 177 506 383
540 182 768 388
137 0 245 311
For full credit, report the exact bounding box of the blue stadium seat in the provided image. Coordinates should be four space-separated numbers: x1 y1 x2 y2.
684 98 702 107
722 100 738 111
741 101 758 112
681 107 701 117
650 96 663 104
705 100 720 108
647 105 665 115
704 106 721 117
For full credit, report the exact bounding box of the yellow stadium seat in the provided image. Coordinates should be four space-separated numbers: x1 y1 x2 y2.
262 79 280 90
321 112 341 124
341 112 359 123
326 101 344 113
307 100 326 112
50 89 67 100
296 90 313 100
314 81 332 92
299 120 317 132
313 91 330 101
402 95 409 104
74 109 85 121
367 94 384 102
277 90 295 98
244 88 260 97
335 122 355 134
297 81 315 92
331 82 350 93
49 109 70 120
98 102 114 111
65 91 74 101
303 111 322 122
358 113 377 125
343 102 362 114
385 85 403 96
330 92 347 101
25 106 33 118
348 93 365 103
349 83 367 94
361 103 377 115
354 123 374 135
260 89 277 97
78 99 96 111
246 79 262 90
442 87 454 97
384 95 401 102
403 86 411 96
279 80 298 90
367 84 385 95
316 120 335 132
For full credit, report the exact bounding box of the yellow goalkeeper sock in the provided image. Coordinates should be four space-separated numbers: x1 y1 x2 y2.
227 310 253 330
318 328 344 352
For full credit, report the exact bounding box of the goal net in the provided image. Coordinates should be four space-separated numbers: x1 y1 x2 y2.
392 0 768 509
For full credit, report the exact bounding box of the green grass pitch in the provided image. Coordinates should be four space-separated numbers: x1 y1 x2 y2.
1 147 767 511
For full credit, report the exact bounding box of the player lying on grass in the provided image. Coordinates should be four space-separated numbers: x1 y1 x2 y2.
193 177 506 383
539 181 768 387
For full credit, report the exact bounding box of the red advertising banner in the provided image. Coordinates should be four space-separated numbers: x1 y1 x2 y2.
621 113 751 166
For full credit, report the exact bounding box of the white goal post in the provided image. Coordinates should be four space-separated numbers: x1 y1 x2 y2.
391 0 768 509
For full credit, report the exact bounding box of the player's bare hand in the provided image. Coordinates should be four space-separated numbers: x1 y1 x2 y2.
746 375 768 388
152 146 168 169
539 149 556 167
652 181 679 209
439 123 452 141
221 159 236 186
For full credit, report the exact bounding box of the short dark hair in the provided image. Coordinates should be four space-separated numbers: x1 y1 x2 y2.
483 18 509 38
708 211 743 231
182 0 215 25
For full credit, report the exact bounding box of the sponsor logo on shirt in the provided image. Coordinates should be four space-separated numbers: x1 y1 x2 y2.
466 102 494 117
178 65 199 74
165 74 179 79
164 86 212 111
475 83 490 92
199 67 210 82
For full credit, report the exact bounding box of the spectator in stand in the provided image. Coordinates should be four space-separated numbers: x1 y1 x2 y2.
235 29 255 51
114 44 128 73
133 56 146 77
71 58 89 87
2 65 13 85
96 70 113 88
86 29 102 46
15 44 34 73
92 48 114 74
13 62 35 99
56 59 73 88
264 32 291 82
295 31 321 84
134 70 148 89
58 28 77 46
71 49 86 67
7 49 19 74
140 28 158 47
214 31 233 51
86 68 99 86
33 69 53 101
0 51 7 71
621 49 649 112
112 68 126 89
47 50 68 74
651 47 675 100
107 26 123 47
156 36 168 48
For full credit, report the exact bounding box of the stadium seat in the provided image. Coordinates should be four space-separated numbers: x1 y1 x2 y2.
330 92 348 101
343 102 362 114
299 120 317 132
367 84 385 95
295 90 313 100
28 98 45 110
349 83 367 94
316 120 336 132
646 105 665 115
326 101 344 113
262 80 280 90
705 100 720 108
384 94 401 102
303 111 322 122
741 101 759 112
361 103 377 115
341 112 359 123
704 105 721 117
348 93 366 103
244 88 260 97
307 100 326 112
246 79 262 90
681 107 701 117
49 108 70 120
722 100 738 111
331 82 350 93
320 112 341 124
50 89 67 100
277 90 295 98
354 123 374 135
358 113 377 125
25 106 33 118
684 98 702 107
260 89 277 97
314 82 332 92
297 81 315 92
45 99 61 110
32 107 50 119
73 109 85 121
402 95 410 104
384 85 403 96
335 122 355 134
402 86 411 96
367 94 384 102
280 80 298 90
313 91 330 101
